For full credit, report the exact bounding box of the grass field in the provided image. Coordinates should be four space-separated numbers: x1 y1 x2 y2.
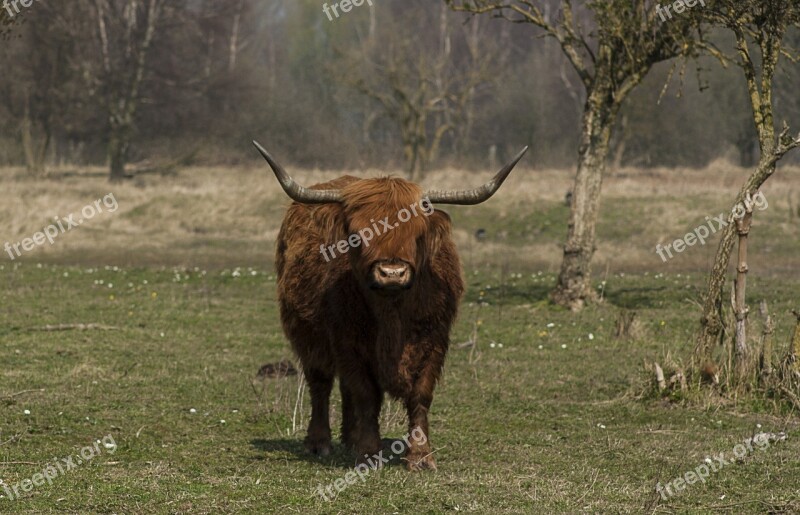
1 163 799 513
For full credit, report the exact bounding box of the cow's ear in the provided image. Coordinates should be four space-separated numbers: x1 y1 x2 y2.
424 209 454 259
312 203 349 246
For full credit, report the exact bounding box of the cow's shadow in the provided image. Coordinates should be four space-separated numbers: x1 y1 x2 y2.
250 437 410 470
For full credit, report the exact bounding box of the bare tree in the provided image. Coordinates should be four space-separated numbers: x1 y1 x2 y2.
446 0 703 310
81 0 166 182
339 4 496 179
694 0 800 371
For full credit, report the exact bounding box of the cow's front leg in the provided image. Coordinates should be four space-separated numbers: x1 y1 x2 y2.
404 359 441 471
340 374 383 464
303 368 334 456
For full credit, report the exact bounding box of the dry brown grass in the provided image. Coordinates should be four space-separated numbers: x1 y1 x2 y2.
1 159 798 273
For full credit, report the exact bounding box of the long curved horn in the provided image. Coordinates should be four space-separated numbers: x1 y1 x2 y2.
253 141 343 204
424 146 529 205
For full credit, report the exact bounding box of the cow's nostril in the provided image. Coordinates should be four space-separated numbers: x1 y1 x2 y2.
373 263 412 288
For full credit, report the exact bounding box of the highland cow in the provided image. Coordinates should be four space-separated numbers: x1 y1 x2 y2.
255 141 527 471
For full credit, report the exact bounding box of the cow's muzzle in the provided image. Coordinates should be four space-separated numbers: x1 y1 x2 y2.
369 261 413 292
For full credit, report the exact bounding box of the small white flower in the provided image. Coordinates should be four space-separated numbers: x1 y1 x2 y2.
497 343 503 348
190 408 197 414
220 420 226 424
547 323 555 328
757 423 762 428
538 345 543 350
561 344 567 349
588 333 594 340
490 343 496 348
23 409 31 416
160 332 165 338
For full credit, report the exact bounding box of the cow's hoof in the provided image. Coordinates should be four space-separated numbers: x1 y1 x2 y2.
405 452 436 472
304 437 332 457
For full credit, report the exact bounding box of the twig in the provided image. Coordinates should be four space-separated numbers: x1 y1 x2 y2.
291 372 305 436
654 363 666 391
0 434 20 447
29 324 119 332
779 386 800 412
1 388 44 400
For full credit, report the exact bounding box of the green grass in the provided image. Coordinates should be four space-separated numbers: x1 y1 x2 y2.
2 263 799 514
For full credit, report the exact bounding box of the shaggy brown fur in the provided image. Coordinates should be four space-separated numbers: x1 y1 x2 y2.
275 175 464 471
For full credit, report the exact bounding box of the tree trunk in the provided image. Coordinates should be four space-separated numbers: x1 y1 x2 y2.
791 311 800 375
551 83 618 310
21 93 50 176
108 121 130 183
694 162 776 367
759 300 774 380
228 0 244 73
733 202 753 370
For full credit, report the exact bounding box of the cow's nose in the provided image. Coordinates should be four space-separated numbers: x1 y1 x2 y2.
371 262 413 290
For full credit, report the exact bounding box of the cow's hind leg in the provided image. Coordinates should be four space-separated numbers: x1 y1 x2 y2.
303 368 334 456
